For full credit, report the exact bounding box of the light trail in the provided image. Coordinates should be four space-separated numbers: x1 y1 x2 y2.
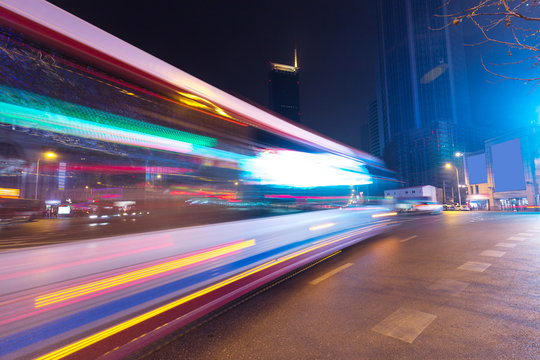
0 241 174 282
34 239 255 308
0 85 217 147
309 223 336 231
0 101 193 154
35 223 385 360
371 212 398 218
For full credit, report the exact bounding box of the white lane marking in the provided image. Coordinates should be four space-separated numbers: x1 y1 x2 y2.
310 263 353 285
517 233 533 236
372 307 437 343
429 278 469 295
496 242 517 248
527 229 540 232
481 250 506 257
458 261 491 272
507 236 526 241
400 235 418 243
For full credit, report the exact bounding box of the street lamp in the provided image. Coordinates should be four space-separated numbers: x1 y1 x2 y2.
445 162 461 206
35 151 57 200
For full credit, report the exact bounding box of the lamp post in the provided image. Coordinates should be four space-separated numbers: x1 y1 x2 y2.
35 151 57 200
445 163 461 206
454 152 464 206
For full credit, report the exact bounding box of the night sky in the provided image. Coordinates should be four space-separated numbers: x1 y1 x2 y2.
44 1 539 153
46 0 378 151
461 21 540 133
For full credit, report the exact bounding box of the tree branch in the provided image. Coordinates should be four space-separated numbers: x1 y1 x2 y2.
436 0 540 83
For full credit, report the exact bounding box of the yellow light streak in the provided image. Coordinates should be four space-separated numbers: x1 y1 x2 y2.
371 212 397 218
177 92 233 119
34 239 255 308
308 223 336 231
35 224 384 360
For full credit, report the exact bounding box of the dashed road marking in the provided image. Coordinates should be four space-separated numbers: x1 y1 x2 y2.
372 307 437 343
481 250 506 257
458 261 491 272
429 278 469 295
496 242 517 248
507 236 526 241
310 263 353 285
517 233 533 236
400 235 418 243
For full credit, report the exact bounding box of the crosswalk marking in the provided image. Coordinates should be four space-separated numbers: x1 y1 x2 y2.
480 250 505 257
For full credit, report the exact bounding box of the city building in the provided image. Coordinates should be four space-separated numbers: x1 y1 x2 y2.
384 185 442 202
268 50 300 123
375 0 479 190
368 100 382 157
464 126 540 210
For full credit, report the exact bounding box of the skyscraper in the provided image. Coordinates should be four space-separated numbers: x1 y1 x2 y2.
268 50 300 123
368 100 382 157
376 0 475 189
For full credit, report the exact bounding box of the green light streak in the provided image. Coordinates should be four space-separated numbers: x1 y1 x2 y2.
0 101 193 153
0 85 216 147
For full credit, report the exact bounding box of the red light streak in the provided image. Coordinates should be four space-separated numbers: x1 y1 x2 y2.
264 195 350 200
170 189 236 200
0 241 174 282
40 164 193 174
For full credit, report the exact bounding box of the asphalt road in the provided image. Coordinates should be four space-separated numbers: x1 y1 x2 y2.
143 212 540 360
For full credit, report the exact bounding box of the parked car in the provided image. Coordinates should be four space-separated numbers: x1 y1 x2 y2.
455 204 470 211
443 204 455 211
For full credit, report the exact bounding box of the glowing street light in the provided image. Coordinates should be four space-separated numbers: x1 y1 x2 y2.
444 162 461 205
455 151 463 157
44 152 57 159
35 151 58 200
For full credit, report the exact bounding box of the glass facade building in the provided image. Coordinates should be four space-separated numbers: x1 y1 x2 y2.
376 0 476 190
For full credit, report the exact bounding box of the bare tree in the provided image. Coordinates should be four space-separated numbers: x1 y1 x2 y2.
438 0 540 82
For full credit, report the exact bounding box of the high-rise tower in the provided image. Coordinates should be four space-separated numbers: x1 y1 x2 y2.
376 0 474 188
269 50 300 123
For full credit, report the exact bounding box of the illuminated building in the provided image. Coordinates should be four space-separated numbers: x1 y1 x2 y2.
376 0 479 189
268 50 300 123
464 126 540 210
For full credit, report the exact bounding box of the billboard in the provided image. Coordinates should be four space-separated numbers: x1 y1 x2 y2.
465 153 487 185
491 138 526 192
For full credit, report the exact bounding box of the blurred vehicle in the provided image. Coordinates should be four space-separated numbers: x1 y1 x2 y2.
395 199 442 214
0 198 43 226
395 201 415 213
413 201 443 214
443 204 455 211
0 2 399 359
455 204 470 211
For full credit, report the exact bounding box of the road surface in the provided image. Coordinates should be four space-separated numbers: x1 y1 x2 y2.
145 212 540 360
